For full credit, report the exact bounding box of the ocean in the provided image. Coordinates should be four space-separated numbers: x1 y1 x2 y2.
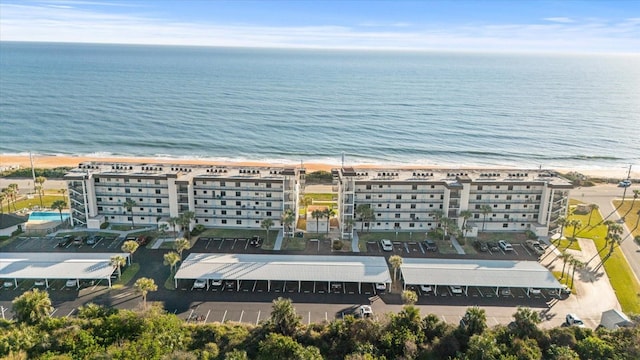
1 41 639 171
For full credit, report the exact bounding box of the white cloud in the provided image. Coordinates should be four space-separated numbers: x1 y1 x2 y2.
543 17 575 23
0 3 638 53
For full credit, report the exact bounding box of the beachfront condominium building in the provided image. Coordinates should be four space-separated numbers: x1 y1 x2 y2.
335 168 572 239
64 162 303 233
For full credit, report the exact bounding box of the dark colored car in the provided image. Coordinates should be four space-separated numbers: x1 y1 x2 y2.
58 235 73 247
423 240 438 252
249 235 262 247
473 240 488 252
487 241 500 252
136 235 151 246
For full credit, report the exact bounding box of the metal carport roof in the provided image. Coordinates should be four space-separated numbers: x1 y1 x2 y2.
175 253 391 283
0 252 129 280
401 258 562 289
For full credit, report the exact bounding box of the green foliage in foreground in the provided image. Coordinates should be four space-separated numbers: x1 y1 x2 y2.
1 294 639 360
0 167 72 179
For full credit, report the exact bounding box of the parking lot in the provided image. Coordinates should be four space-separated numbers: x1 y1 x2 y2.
179 279 384 296
6 234 127 253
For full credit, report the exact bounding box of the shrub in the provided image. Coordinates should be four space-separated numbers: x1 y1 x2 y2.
305 171 333 184
100 222 109 230
332 240 343 250
191 224 206 236
525 230 538 240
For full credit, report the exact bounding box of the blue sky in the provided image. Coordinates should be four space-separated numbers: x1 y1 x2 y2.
1 0 639 53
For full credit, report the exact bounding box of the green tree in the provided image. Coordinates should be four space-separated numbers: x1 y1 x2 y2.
343 217 355 238
168 217 180 237
388 255 403 281
555 216 568 240
178 211 195 239
282 209 296 238
401 290 417 305
224 349 249 360
173 237 191 260
0 190 6 213
323 207 336 233
110 255 126 279
123 198 137 229
8 183 19 211
311 209 323 233
300 196 313 215
480 205 492 231
433 209 444 231
565 219 582 249
261 218 274 241
569 258 584 289
559 252 573 280
159 223 169 234
575 336 615 360
34 176 46 207
134 277 158 310
460 306 487 337
466 333 501 360
163 251 181 274
12 288 53 325
511 306 541 339
545 344 580 360
269 297 301 337
356 204 375 232
460 209 473 238
586 204 599 226
510 337 542 360
257 333 322 360
121 240 139 261
51 199 67 225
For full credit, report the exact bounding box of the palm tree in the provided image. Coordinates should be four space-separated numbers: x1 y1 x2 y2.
34 177 46 207
0 191 6 214
459 210 473 238
441 217 458 242
559 252 572 280
432 209 444 230
586 204 599 226
12 288 53 325
121 240 139 261
460 306 487 336
123 198 137 229
261 218 274 241
569 258 584 289
4 186 15 212
159 223 169 235
568 219 582 239
300 196 313 217
623 190 640 218
281 209 296 238
401 290 418 305
134 277 157 310
311 209 323 233
555 216 567 241
168 217 179 237
51 199 67 225
110 255 126 279
269 297 301 337
173 237 191 260
389 255 403 282
343 217 355 238
361 206 375 232
163 251 181 274
8 183 19 211
58 188 67 199
178 211 195 239
480 205 492 232
323 208 336 234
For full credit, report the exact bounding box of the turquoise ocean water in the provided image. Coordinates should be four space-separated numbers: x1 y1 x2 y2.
1 42 639 171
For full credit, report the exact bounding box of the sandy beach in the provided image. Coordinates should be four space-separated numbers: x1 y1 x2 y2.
0 154 637 179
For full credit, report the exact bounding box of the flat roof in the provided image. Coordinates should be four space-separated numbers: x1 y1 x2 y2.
401 258 562 289
175 253 391 284
0 252 129 280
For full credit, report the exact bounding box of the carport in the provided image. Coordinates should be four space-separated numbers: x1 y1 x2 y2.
0 252 129 289
174 253 391 293
400 258 562 296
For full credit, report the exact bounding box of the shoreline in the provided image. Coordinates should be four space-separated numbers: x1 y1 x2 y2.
1 154 637 179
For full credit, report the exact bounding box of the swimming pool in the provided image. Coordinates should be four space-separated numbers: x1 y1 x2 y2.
28 211 70 222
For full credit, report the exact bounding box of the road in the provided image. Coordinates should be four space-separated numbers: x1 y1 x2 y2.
572 184 640 282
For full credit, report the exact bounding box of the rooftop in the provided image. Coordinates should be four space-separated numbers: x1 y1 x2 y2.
0 252 129 280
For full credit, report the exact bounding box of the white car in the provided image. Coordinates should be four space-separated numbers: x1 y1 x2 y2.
566 313 586 327
193 279 207 289
618 179 632 187
357 305 373 318
420 284 433 293
3 280 14 288
34 280 46 287
450 285 463 294
210 279 223 287
498 240 514 251
66 279 78 288
529 288 542 295
380 239 393 252
375 283 386 291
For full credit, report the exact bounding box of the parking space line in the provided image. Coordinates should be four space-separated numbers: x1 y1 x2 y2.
66 309 76 317
252 281 257 292
49 308 58 317
204 309 210 323
308 312 311 325
325 312 328 322
221 310 227 323
205 239 212 249
187 309 194 321
218 240 224 250
520 244 532 256
239 310 244 323
256 310 261 325
231 239 238 249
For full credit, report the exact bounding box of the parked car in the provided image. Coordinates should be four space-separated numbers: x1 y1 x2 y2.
356 305 373 318
525 240 545 255
529 288 542 295
473 240 488 252
66 279 78 288
249 235 262 247
34 279 46 287
3 280 14 288
498 240 514 251
618 179 632 187
86 235 102 245
210 279 223 287
450 285 463 294
380 239 393 251
420 284 433 293
375 283 386 291
193 279 207 289
423 240 438 252
136 235 151 246
58 235 73 247
500 288 511 296
72 236 84 246
566 313 586 327
487 241 500 252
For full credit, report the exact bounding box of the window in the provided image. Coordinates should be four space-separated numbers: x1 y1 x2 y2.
495 195 499 199
236 220 242 224
138 189 142 192
365 195 371 199
535 205 540 210
395 213 400 218
220 181 226 187
139 207 144 211
474 214 480 219
496 186 500 189
236 210 241 215
203 190 208 194
204 209 208 213
220 191 226 196
266 202 272 207
266 211 272 216
236 182 240 187
431 185 435 189
157 208 162 213
236 201 241 206
137 179 141 183
377 204 382 208
235 191 241 197
255 182 259 186
430 194 434 198
266 193 272 198
475 204 481 209
125 188 131 194
378 194 382 198
505 205 511 209
395 204 401 209
396 194 402 199
204 200 208 204
493 204 498 208
409 223 415 228
507 195 512 200
410 204 416 209
477 185 483 190
503 223 508 228
139 198 143 202
366 185 372 190
221 200 226 205
127 216 132 221
429 204 434 208
536 195 542 200
222 219 227 224
109 197 113 201
95 178 100 183
412 184 417 190
155 189 161 194
476 195 482 200
255 201 259 205
97 197 102 202
526 185 530 189
97 206 103 211
221 210 227 215
156 199 161 204
504 214 509 219
108 188 112 191
508 185 513 190
266 183 272 188
411 195 417 200
379 185 383 188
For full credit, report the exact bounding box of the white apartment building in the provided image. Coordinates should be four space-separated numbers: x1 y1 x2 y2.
65 162 303 232
335 167 572 239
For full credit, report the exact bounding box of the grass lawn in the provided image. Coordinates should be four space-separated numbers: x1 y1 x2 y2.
613 199 640 238
2 193 67 213
305 193 336 201
112 263 140 289
282 237 306 250
554 238 582 251
164 271 176 290
567 198 640 313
